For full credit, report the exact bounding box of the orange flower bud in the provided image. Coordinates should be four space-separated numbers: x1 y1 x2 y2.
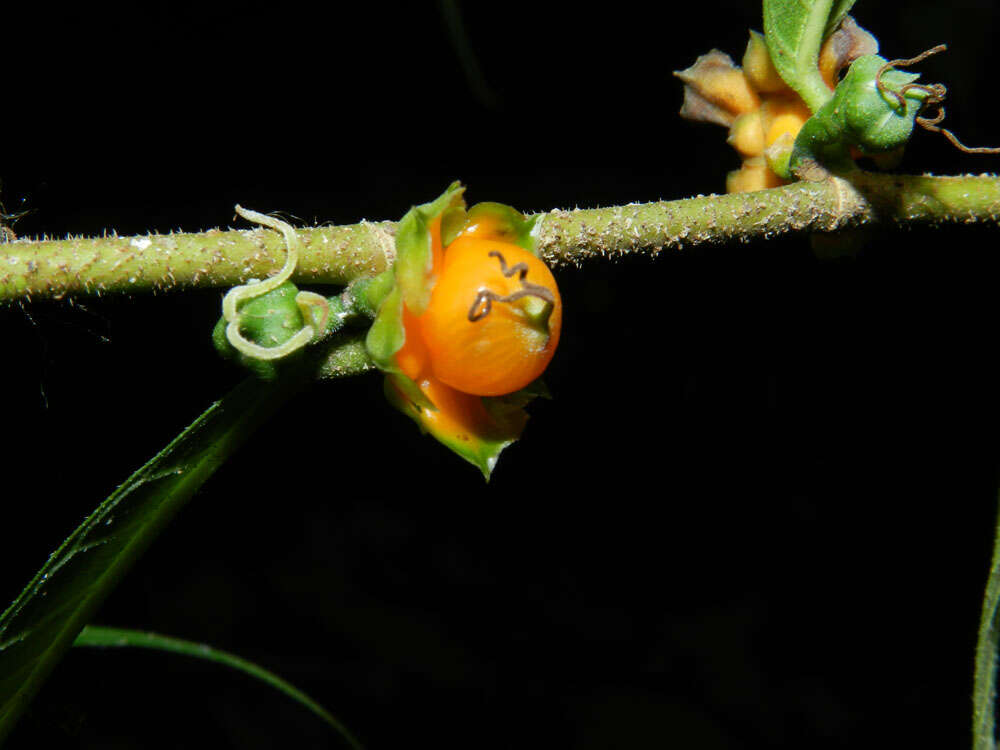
675 50 761 127
726 156 786 194
728 109 766 158
761 97 814 149
676 17 881 194
742 30 788 94
818 16 879 91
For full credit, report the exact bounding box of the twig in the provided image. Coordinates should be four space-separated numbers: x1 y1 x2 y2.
3 173 1000 304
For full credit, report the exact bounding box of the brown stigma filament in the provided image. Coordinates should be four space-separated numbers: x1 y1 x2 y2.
875 44 1000 154
468 250 557 322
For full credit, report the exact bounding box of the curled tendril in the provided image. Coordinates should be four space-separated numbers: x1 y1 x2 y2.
467 250 556 323
875 44 948 111
222 205 329 360
876 44 1000 155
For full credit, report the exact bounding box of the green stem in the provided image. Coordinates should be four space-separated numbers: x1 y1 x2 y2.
974 495 1000 750
3 174 1000 303
0 220 397 301
314 331 375 381
533 173 1000 267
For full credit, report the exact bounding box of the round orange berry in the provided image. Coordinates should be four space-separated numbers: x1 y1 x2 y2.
420 236 562 397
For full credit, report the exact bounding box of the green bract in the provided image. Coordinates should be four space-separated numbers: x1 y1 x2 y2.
394 181 466 315
365 183 466 411
455 201 540 253
365 181 465 381
382 377 528 480
363 283 406 376
366 282 437 412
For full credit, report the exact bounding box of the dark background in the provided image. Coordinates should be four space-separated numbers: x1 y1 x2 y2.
2 1 1000 747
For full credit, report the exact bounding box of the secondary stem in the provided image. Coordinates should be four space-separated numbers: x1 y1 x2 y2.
2 173 999 303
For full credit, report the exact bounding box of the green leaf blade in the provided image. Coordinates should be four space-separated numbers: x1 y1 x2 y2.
0 374 306 744
763 0 836 112
74 626 364 749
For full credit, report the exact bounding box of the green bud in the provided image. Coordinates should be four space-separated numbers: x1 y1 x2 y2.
213 281 306 380
791 54 931 179
840 55 927 152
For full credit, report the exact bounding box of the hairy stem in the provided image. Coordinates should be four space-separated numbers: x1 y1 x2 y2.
2 173 999 303
0 220 397 301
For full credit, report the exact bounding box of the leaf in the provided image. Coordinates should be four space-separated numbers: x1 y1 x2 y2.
0 373 308 744
973 496 1000 750
73 625 364 749
763 0 836 112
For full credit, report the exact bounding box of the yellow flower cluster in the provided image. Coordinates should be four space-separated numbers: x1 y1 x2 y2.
675 18 878 193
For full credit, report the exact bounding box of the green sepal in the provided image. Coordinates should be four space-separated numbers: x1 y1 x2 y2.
384 376 526 481
461 202 541 256
505 378 552 405
364 286 436 410
351 269 394 318
483 395 532 423
481 378 547 427
365 182 472 408
364 283 405 373
390 372 438 412
440 205 470 247
395 181 466 315
213 281 305 380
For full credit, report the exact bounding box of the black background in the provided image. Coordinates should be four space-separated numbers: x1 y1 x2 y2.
2 1 1000 748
